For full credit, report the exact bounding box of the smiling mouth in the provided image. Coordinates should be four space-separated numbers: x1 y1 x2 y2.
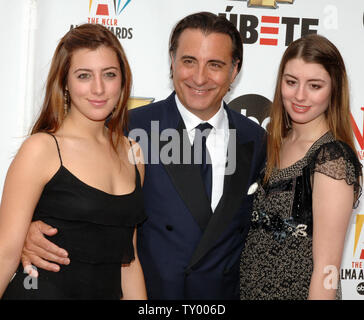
292 103 310 112
88 99 107 106
186 85 215 95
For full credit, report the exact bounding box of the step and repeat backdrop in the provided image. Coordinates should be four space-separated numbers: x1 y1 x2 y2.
0 0 363 299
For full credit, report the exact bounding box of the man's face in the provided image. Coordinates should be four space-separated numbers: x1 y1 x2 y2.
171 28 239 121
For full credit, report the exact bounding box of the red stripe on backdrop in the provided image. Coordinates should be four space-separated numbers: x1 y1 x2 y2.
260 38 278 46
260 27 279 34
261 16 280 23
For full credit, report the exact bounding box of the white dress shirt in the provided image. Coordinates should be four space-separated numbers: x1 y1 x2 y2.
175 95 229 212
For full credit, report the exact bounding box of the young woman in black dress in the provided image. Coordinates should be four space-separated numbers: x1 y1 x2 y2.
0 24 147 299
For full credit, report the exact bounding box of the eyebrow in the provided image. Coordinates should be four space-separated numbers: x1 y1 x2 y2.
283 73 326 82
181 55 227 66
73 66 119 73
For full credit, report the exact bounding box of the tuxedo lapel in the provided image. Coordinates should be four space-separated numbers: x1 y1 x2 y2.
187 107 255 269
159 97 212 231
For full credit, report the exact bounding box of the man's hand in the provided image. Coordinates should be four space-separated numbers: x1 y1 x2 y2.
21 220 70 276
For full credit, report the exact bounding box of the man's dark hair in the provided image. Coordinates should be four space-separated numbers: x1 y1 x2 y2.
169 12 243 77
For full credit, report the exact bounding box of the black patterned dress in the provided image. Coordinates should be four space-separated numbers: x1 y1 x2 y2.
240 132 362 300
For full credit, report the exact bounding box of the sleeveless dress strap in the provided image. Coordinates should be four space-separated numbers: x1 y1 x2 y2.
128 140 141 187
48 133 63 166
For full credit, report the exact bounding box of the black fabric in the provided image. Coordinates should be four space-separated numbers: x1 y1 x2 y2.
309 140 362 207
3 136 146 300
193 123 213 203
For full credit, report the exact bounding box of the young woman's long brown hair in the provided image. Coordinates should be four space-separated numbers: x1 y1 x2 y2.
31 23 132 153
264 34 358 184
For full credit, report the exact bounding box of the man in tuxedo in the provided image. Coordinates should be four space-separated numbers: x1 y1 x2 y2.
20 12 266 299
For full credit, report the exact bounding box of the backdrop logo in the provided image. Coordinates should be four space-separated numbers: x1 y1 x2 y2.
232 0 294 9
127 97 155 110
228 94 271 130
357 282 364 295
341 214 364 283
351 107 364 159
220 2 319 46
70 0 133 39
354 214 364 259
89 0 131 16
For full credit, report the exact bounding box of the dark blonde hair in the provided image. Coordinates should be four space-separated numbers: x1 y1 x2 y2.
31 23 132 153
264 34 357 184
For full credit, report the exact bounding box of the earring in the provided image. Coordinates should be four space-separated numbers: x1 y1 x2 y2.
64 89 70 116
284 110 291 129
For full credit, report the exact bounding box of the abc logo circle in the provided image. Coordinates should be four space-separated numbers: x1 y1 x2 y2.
357 282 364 295
228 94 271 129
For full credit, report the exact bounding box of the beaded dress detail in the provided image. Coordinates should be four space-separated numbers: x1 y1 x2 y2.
240 132 362 300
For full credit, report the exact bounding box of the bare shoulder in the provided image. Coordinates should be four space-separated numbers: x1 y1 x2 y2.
18 132 58 160
21 132 55 147
14 132 61 182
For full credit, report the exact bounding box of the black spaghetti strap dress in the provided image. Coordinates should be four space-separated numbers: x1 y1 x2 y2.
3 134 146 299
